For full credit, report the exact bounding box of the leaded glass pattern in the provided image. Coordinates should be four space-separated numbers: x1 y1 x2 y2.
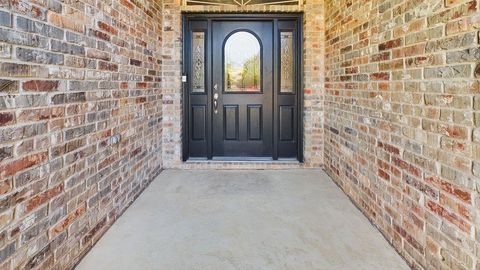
192 32 205 93
224 32 261 92
280 31 293 93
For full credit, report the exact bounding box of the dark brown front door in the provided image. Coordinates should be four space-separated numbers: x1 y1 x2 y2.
183 14 302 161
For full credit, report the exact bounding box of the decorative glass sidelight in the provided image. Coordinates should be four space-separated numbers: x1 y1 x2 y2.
280 31 294 93
224 31 261 92
192 32 205 93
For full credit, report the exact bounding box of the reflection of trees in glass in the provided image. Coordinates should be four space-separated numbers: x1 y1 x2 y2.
226 53 260 91
224 31 261 92
226 63 232 90
241 53 259 91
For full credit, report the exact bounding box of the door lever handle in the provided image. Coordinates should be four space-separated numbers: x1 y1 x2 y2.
213 93 219 114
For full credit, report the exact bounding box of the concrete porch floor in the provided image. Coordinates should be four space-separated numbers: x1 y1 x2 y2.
75 170 410 270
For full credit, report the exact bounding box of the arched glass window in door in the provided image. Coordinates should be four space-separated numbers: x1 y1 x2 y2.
224 32 261 92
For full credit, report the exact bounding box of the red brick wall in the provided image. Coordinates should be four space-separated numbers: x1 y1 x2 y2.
324 0 479 269
0 0 163 269
303 0 326 168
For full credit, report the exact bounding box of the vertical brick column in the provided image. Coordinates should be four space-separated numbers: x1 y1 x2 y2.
161 0 184 168
303 0 325 167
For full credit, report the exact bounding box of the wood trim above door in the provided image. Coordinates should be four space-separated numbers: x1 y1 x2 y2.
182 13 303 162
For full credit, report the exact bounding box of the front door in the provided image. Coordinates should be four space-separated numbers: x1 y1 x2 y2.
212 21 273 158
183 14 302 161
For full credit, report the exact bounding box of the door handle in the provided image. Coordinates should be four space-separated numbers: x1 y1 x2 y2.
213 92 219 114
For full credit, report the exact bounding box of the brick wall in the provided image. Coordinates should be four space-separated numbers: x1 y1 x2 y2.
162 0 325 168
161 0 183 169
324 0 480 269
303 0 325 167
0 0 163 268
10 0 479 268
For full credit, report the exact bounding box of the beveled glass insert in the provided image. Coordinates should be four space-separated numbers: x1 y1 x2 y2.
224 32 261 92
192 32 205 93
280 31 293 93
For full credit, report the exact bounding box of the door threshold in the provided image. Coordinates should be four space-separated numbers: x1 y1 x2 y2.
181 158 303 169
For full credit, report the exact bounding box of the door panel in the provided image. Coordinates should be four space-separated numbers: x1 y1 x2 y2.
183 15 302 161
191 105 206 141
279 106 294 141
247 105 262 141
223 105 239 140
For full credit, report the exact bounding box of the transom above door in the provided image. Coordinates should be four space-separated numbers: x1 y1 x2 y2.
183 14 302 161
